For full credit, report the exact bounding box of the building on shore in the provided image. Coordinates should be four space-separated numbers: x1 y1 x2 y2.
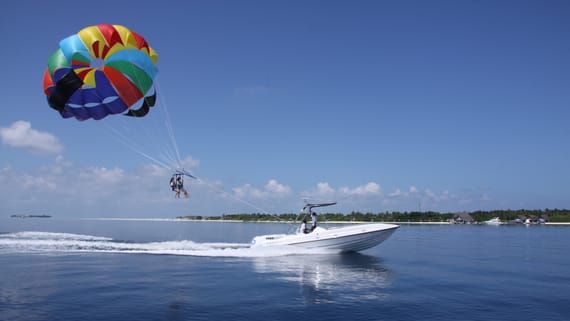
451 212 474 224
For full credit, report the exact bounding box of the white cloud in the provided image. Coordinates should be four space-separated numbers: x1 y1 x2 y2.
0 121 63 155
233 184 263 199
425 189 436 198
339 182 381 196
140 163 170 177
233 179 292 199
380 186 497 212
180 156 200 169
305 181 381 199
0 158 200 216
388 187 423 199
265 179 292 195
0 154 498 216
17 173 57 190
315 182 335 196
388 188 402 197
81 167 125 185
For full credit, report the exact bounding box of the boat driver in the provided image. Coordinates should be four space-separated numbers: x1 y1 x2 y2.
311 211 318 231
301 219 310 234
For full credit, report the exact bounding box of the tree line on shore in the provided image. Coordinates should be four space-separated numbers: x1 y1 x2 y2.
177 209 570 222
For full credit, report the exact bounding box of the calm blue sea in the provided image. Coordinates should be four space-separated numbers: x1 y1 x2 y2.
1 218 569 321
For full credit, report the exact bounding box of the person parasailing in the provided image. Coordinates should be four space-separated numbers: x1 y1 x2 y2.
177 175 188 198
170 169 195 198
170 175 177 192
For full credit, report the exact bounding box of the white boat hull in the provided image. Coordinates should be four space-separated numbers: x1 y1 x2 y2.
484 217 502 225
251 223 398 253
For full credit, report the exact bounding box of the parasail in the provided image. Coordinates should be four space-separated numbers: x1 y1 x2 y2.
42 24 200 197
43 24 158 121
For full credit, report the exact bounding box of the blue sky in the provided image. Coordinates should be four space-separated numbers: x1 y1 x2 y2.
1 0 569 217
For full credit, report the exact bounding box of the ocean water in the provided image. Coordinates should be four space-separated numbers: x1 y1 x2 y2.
1 218 569 321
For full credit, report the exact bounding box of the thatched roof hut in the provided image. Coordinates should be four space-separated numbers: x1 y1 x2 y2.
453 212 474 224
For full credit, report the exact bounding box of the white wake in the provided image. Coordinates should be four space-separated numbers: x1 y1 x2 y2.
0 231 328 257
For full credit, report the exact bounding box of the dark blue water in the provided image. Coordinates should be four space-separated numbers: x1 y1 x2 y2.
1 218 569 321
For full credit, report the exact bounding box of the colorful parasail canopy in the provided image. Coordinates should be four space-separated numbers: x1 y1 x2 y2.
43 24 158 121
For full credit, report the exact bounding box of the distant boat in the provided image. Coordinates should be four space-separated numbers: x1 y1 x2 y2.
524 218 532 225
10 214 51 219
484 217 501 225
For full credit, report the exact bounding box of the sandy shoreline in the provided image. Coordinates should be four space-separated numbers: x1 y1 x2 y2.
78 218 570 225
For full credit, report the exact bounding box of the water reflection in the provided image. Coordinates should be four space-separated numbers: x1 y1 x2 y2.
0 256 60 321
252 253 394 304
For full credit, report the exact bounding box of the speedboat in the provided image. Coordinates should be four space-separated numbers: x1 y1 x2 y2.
484 217 502 225
250 202 398 252
251 223 398 252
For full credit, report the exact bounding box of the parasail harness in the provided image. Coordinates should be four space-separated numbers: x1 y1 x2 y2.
170 169 195 198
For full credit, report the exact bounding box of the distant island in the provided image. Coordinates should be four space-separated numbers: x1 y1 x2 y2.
178 209 570 223
10 214 52 218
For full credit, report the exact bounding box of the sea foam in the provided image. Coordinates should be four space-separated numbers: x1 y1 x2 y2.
0 231 329 257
